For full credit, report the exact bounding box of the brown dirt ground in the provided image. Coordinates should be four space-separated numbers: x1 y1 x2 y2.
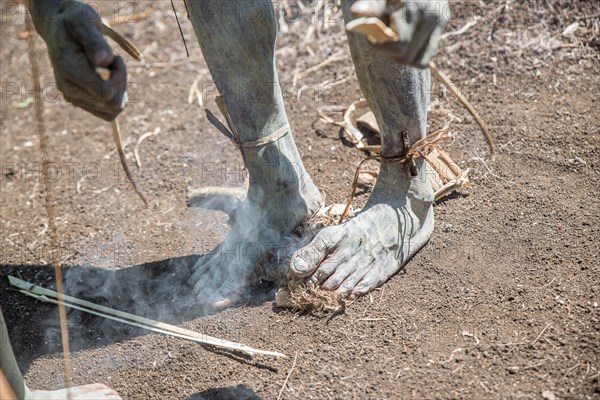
1 1 599 399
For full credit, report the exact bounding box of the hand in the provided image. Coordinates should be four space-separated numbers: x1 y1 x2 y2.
31 1 127 121
351 0 449 68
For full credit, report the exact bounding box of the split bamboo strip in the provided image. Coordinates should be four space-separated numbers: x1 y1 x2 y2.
9 276 285 358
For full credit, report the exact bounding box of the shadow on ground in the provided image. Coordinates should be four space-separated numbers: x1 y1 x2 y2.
0 256 276 374
186 384 261 400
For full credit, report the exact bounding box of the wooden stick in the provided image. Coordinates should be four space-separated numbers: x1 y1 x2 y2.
170 0 189 57
429 63 496 158
25 13 73 392
97 20 150 203
9 276 285 358
101 20 144 61
96 67 148 206
277 351 298 400
134 128 160 168
532 322 551 345
111 118 148 206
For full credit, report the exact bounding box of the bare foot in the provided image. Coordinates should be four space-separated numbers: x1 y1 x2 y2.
290 163 434 299
27 384 121 400
188 135 322 310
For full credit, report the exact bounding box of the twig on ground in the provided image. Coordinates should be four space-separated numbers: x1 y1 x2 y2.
108 7 154 25
357 317 388 322
377 285 386 309
322 71 354 90
296 53 345 80
361 293 375 317
187 186 247 203
523 361 546 370
188 78 199 105
532 323 551 345
563 364 582 378
499 137 516 150
542 277 556 288
134 127 161 168
576 13 600 20
441 17 481 40
471 157 513 183
488 0 511 43
277 351 298 400
317 105 346 127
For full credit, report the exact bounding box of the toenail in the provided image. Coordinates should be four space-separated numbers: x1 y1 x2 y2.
293 256 309 273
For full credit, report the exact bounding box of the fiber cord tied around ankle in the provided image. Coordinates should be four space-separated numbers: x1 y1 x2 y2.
338 128 453 224
205 95 290 153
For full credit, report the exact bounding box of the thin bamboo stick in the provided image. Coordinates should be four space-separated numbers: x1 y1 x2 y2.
9 276 285 358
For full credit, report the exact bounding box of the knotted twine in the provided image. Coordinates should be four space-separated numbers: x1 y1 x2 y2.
338 127 453 223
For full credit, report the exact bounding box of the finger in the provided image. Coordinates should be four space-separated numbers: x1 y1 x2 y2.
59 46 103 90
192 272 216 297
350 0 387 17
290 228 342 278
65 4 114 67
414 24 444 68
370 7 418 62
403 18 438 67
389 5 417 43
307 260 338 285
60 81 115 121
61 77 122 121
101 55 127 107
210 281 244 310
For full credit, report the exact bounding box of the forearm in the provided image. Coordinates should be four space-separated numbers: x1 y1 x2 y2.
27 0 67 38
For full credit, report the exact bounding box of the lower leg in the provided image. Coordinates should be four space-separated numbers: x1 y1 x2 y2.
290 0 434 298
186 1 321 306
342 0 433 210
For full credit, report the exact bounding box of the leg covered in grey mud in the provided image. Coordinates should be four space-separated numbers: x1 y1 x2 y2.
289 0 435 299
186 0 321 308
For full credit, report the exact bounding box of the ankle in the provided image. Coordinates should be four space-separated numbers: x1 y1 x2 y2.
243 132 306 183
369 162 433 205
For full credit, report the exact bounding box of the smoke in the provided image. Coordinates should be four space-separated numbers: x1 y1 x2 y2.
41 179 305 353
184 187 292 302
